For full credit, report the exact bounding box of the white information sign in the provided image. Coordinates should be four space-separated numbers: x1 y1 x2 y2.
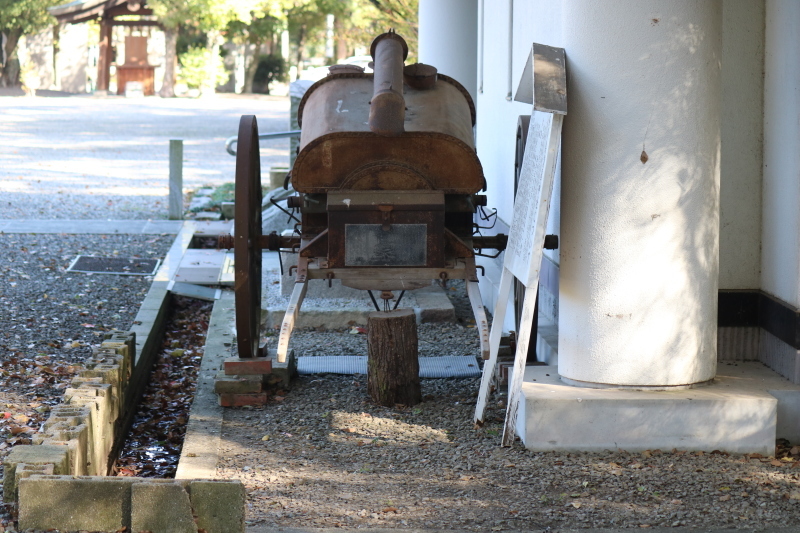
474 43 566 447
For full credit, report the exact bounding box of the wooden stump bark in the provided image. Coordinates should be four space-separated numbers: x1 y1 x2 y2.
367 309 421 407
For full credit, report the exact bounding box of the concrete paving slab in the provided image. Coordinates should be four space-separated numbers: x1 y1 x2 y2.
516 362 789 454
0 219 183 234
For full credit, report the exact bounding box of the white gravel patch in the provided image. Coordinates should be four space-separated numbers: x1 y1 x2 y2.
0 95 290 220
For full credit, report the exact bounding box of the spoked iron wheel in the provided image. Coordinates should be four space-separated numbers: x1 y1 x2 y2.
234 115 263 359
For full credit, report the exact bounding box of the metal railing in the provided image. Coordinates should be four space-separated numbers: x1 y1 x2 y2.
225 130 301 156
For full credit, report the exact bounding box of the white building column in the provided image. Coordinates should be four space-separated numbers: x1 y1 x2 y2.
418 0 478 102
558 0 722 387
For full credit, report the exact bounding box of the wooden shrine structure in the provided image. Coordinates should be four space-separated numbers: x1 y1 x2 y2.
50 0 159 94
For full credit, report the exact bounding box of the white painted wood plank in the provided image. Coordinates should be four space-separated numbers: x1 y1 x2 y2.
277 280 308 363
501 285 538 446
466 281 491 360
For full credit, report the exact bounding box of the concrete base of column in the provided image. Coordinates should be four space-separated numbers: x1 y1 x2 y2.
514 362 800 455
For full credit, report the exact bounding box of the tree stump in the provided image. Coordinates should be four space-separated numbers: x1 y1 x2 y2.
367 309 421 407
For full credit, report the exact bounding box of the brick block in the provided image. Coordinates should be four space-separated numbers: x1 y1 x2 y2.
223 357 272 375
3 445 69 502
218 392 268 407
188 480 246 533
214 375 263 394
18 475 136 532
131 482 197 533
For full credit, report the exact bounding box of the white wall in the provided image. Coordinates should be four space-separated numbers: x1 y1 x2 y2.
719 1 764 290
474 0 565 332
761 0 800 308
56 23 89 93
418 0 479 102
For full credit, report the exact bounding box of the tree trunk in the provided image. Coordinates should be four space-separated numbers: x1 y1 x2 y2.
367 309 421 407
1 29 23 87
243 42 261 94
202 29 222 97
159 26 177 97
334 17 347 61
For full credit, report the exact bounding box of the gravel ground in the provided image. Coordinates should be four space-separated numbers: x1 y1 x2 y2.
218 283 800 532
0 233 173 513
0 94 290 220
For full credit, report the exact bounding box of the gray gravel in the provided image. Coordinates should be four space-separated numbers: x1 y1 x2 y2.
0 233 173 363
219 285 800 531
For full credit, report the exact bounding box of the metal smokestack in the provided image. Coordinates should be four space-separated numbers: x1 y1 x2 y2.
368 30 408 136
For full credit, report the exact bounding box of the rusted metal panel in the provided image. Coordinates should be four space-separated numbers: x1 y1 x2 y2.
327 209 444 269
292 132 484 194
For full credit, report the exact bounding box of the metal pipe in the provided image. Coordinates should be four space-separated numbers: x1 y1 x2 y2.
368 30 408 136
225 130 301 156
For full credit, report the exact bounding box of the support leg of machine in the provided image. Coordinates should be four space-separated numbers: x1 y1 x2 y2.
466 281 490 360
501 282 537 446
473 268 513 424
277 280 308 363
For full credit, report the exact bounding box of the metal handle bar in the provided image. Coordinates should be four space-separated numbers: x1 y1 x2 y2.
225 130 301 156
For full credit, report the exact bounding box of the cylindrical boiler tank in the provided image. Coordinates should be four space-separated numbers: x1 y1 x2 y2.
292 32 484 195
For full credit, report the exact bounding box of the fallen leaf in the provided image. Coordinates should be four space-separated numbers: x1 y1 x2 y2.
771 459 783 467
719 494 731 502
382 507 398 513
261 435 270 441
571 502 581 509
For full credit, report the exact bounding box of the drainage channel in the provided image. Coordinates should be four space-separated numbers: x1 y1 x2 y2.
113 296 212 478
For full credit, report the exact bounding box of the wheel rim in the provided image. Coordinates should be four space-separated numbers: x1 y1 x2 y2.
234 115 263 359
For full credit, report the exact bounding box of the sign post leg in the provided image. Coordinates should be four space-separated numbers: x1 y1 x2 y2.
501 284 538 446
474 267 513 424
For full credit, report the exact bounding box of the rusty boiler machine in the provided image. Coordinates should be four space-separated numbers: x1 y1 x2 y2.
225 31 507 364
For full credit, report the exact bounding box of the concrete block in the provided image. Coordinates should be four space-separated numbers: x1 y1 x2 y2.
221 201 235 219
18 475 135 532
224 357 272 376
218 392 269 407
43 405 91 431
3 445 69 502
66 388 115 473
33 423 90 476
13 464 54 499
66 381 118 422
268 348 297 389
413 285 456 323
102 330 136 363
131 482 198 533
189 480 246 533
214 375 263 394
516 364 778 455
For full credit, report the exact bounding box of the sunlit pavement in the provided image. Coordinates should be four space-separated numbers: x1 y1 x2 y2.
0 93 290 219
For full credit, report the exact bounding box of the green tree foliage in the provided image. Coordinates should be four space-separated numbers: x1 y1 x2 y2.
0 0 59 86
149 0 261 95
251 53 285 94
